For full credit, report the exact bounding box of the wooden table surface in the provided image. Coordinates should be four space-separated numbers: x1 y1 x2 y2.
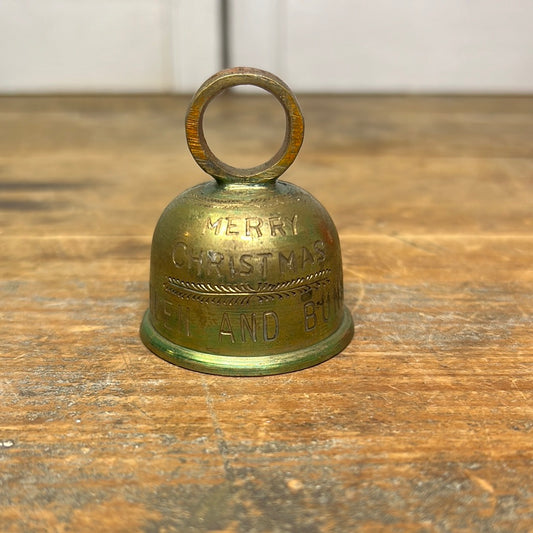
1 94 532 532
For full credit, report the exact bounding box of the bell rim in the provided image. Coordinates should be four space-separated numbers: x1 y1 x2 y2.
140 308 354 377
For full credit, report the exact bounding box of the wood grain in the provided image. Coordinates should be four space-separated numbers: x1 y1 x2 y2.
0 95 532 532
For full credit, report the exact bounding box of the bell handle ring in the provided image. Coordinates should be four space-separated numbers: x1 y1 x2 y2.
185 67 304 185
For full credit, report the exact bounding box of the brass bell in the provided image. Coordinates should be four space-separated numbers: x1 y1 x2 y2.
140 67 353 376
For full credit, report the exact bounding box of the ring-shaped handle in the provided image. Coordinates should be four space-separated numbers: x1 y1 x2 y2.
185 67 304 184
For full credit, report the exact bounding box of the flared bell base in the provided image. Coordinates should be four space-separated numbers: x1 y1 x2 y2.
140 308 354 376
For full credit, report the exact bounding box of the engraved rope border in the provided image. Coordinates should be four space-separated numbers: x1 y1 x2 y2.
165 269 331 306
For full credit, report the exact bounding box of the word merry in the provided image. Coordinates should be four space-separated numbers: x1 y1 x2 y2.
204 215 298 238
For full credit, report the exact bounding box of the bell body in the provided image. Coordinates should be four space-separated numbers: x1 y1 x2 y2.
140 180 353 375
140 67 353 375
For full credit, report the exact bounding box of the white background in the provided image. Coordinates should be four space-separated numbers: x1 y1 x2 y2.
1 0 532 93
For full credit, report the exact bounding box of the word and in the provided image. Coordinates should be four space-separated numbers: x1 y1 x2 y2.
218 311 279 343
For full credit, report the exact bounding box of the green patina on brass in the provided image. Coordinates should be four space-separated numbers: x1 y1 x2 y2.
140 67 354 376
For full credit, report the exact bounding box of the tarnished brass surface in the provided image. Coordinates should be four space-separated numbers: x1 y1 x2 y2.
140 67 353 375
